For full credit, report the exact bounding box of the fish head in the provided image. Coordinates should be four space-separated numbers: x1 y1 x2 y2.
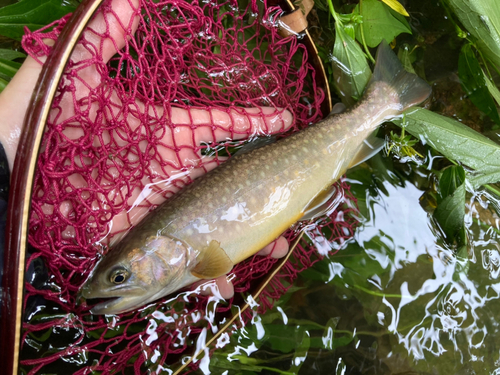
80 235 198 314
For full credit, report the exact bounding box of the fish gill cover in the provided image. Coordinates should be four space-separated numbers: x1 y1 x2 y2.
19 0 358 373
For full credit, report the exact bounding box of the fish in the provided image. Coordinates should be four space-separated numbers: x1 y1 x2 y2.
80 42 431 314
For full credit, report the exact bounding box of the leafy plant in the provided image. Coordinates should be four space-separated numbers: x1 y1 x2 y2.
0 0 76 41
0 0 76 91
354 0 411 49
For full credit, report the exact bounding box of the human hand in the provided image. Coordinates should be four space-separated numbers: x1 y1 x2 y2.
0 0 291 300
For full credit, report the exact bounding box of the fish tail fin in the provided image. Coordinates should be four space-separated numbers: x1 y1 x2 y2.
370 41 431 112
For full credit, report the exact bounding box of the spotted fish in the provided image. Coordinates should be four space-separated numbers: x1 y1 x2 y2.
80 42 431 314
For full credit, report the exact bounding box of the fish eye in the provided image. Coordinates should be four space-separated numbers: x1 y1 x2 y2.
109 268 129 285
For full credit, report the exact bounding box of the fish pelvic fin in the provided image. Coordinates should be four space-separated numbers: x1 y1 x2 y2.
191 240 234 279
370 41 431 112
348 132 386 169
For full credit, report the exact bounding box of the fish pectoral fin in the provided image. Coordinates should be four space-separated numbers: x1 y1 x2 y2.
191 240 234 279
301 184 341 221
348 132 385 169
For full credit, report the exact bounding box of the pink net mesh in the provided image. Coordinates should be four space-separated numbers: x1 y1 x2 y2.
19 0 358 373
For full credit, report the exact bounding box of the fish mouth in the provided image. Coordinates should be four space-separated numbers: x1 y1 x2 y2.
81 286 148 315
85 293 150 315
88 296 131 315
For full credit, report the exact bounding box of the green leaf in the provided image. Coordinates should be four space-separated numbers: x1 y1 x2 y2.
433 181 466 241
381 0 410 17
438 165 466 202
0 48 26 61
458 43 500 125
266 325 307 353
453 244 470 281
393 108 500 187
0 58 20 78
483 69 500 107
288 330 310 373
0 0 76 41
434 166 467 244
0 77 8 93
397 44 416 74
445 0 500 69
332 22 371 106
354 0 411 48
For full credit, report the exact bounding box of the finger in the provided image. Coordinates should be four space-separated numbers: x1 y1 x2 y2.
256 236 289 258
71 0 141 92
167 106 293 146
0 57 45 169
193 275 235 299
89 0 141 64
212 275 234 299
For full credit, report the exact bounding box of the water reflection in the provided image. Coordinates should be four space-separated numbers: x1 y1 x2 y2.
211 154 500 374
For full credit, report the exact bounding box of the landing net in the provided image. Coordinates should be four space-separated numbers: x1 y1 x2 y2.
18 0 358 373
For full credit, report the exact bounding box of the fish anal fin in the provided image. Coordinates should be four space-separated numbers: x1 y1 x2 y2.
301 185 340 221
348 133 385 169
191 240 233 279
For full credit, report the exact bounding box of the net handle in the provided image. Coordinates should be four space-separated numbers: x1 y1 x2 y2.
0 0 105 373
280 0 332 114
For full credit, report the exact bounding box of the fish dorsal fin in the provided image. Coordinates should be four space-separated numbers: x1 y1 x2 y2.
191 240 233 279
235 135 277 156
301 184 341 221
348 133 385 169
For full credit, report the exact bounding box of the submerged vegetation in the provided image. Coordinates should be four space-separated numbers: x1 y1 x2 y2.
1 0 500 373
